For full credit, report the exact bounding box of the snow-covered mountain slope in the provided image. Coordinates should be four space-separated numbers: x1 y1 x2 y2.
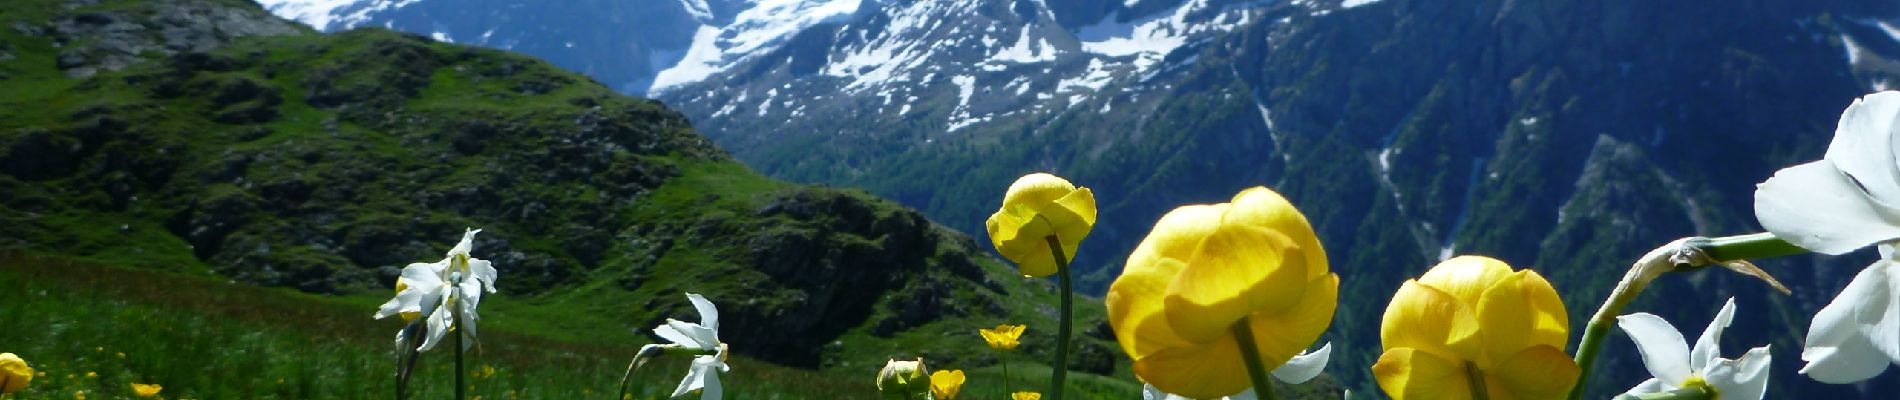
254 0 876 94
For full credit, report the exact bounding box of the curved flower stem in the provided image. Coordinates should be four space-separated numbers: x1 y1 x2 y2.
1612 386 1714 400
1567 233 1805 400
1231 316 1279 400
1043 235 1073 400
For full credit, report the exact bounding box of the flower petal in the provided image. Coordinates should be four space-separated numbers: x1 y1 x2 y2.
1165 223 1309 342
1109 205 1227 360
375 286 424 320
1382 280 1482 361
1615 312 1692 386
418 302 452 352
1129 335 1255 399
1044 187 1097 253
1248 273 1338 371
1484 345 1580 400
1371 347 1472 400
1000 173 1079 210
1621 378 1669 396
450 228 481 257
1689 297 1737 373
672 356 709 398
1823 91 1900 202
1802 262 1897 383
664 319 719 350
1418 256 1516 310
401 261 447 287
1476 270 1569 360
1754 160 1900 255
1705 346 1771 400
1858 262 1900 364
468 258 497 293
1271 342 1331 384
1222 186 1330 280
687 293 721 332
695 356 724 400
655 323 698 347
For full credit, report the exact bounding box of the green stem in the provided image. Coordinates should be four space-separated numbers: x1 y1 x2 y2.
1692 233 1805 263
1612 387 1714 400
1044 235 1073 400
1230 317 1279 400
454 301 465 400
1001 353 1012 397
1463 362 1490 400
1569 233 1811 400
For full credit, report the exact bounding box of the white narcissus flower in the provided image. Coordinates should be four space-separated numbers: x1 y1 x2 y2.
1139 343 1331 400
655 293 729 400
1753 90 1900 383
373 228 499 352
1616 298 1772 399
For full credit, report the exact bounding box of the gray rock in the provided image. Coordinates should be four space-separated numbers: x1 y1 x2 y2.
49 0 305 77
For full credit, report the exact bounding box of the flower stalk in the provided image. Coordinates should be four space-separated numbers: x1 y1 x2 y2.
1230 316 1279 400
1568 234 1804 400
454 295 465 400
1044 235 1073 400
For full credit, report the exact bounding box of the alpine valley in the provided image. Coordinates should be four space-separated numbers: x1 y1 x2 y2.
45 0 1900 397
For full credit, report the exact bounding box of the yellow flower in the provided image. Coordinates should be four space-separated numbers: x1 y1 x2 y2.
1012 391 1041 400
116 352 125 359
74 390 86 400
979 324 1025 351
876 358 930 400
929 370 964 400
1371 256 1577 399
477 365 497 379
85 371 97 378
985 173 1097 277
1106 187 1338 399
1 353 33 394
131 383 162 397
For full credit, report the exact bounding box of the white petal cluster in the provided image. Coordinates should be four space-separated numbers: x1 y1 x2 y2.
656 293 729 400
1616 298 1771 399
1754 91 1900 383
374 228 499 352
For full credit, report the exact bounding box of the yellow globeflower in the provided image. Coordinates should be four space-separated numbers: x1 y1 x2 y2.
130 383 162 397
1 353 33 394
985 173 1096 277
979 324 1025 351
929 370 964 400
1371 256 1577 399
1106 187 1338 399
1012 391 1041 400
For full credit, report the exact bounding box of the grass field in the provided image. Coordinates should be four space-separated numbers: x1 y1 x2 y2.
0 252 1173 399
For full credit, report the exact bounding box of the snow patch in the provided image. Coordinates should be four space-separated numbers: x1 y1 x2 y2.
947 75 979 132
679 0 714 22
1843 34 1864 66
1341 0 1384 8
256 0 363 30
989 28 1058 63
652 25 725 96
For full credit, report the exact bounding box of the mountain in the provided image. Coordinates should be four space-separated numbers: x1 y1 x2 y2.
251 0 877 95
0 0 1174 393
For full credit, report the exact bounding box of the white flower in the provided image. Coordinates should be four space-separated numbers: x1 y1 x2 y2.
1139 343 1331 400
1615 298 1772 399
373 228 498 352
655 293 729 400
1754 90 1900 383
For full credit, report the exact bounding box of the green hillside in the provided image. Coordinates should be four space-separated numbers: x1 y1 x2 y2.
0 0 1354 397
